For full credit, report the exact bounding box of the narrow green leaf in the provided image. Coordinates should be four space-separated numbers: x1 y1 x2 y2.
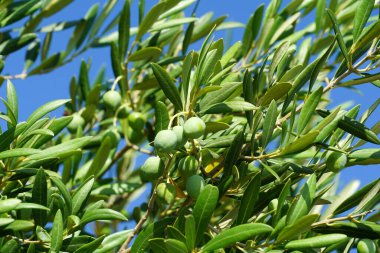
151 63 183 111
185 215 196 251
235 172 261 225
198 49 219 85
278 65 301 83
50 176 73 214
200 82 242 110
201 223 273 252
25 137 92 162
285 234 347 250
279 131 319 156
242 4 264 54
155 101 170 134
0 148 41 159
260 82 292 106
80 209 127 226
273 179 291 225
0 239 20 253
222 129 245 179
310 39 335 91
269 41 290 81
261 100 278 148
72 176 94 215
27 99 70 127
286 174 316 225
50 210 63 252
32 168 47 227
0 218 15 227
317 109 380 144
85 138 112 179
202 101 257 114
28 52 62 76
93 230 132 253
0 33 37 55
131 217 175 253
129 47 161 61
347 148 380 166
277 214 319 243
351 20 380 54
315 0 325 34
6 80 18 124
297 86 323 135
220 41 242 67
352 180 380 214
74 235 105 253
312 221 380 239
353 0 375 42
5 220 34 231
0 199 21 213
136 2 166 41
15 203 49 211
326 9 350 65
283 58 319 112
118 0 130 61
164 239 188 253
193 184 219 243
150 17 197 31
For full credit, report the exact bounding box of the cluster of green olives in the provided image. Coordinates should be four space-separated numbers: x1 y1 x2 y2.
154 117 206 153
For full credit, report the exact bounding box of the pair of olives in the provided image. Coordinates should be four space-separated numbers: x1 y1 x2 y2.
139 156 206 199
157 175 206 202
154 117 206 153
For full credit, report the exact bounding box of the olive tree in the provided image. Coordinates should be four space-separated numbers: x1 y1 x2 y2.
0 0 379 252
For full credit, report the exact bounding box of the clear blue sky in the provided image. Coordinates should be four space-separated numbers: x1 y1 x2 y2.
1 0 378 205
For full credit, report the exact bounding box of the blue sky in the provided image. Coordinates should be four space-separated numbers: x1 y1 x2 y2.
1 0 379 206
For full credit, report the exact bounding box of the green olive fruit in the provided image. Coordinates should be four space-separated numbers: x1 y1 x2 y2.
156 183 176 205
178 156 199 177
172 125 187 147
184 117 206 139
357 239 377 253
103 90 122 110
103 128 120 147
117 105 131 119
186 175 206 199
128 112 145 130
140 156 164 182
154 129 178 153
127 126 144 144
67 114 85 133
326 151 348 172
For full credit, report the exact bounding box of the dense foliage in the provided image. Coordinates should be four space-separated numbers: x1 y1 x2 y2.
0 0 379 252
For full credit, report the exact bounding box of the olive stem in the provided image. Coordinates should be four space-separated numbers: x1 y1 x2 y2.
311 209 374 227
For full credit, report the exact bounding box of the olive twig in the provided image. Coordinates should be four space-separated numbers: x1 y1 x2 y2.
118 156 174 253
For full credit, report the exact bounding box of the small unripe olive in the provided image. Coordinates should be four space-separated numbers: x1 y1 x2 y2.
127 126 144 144
186 175 205 199
326 151 348 172
178 156 199 177
357 239 377 253
154 130 178 153
67 114 85 133
172 125 187 147
117 105 131 119
128 112 145 130
103 90 122 110
184 117 206 139
103 128 120 147
156 182 176 205
140 156 164 182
